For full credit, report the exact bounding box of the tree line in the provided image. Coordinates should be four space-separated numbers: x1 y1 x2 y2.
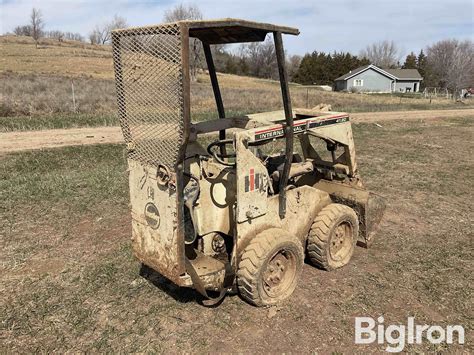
294 39 473 91
10 6 474 92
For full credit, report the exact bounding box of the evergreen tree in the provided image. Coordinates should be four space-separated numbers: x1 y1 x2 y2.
402 52 417 69
293 51 369 85
416 50 427 77
416 49 428 89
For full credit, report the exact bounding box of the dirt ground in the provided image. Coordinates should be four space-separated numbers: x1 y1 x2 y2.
1 109 473 154
1 116 473 353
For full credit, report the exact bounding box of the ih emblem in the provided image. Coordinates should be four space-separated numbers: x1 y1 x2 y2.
144 202 160 229
245 168 265 192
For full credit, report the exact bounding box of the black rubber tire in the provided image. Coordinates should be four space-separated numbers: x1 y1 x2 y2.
307 203 359 271
237 229 304 307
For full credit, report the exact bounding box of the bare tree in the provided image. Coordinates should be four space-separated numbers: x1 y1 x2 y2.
287 54 302 81
13 25 33 36
360 40 400 68
163 4 203 81
89 15 128 45
30 8 44 48
45 30 64 42
64 32 84 42
240 37 278 79
426 39 474 92
88 30 100 45
164 3 203 23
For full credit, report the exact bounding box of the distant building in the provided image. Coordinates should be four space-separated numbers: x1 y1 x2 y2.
334 64 423 93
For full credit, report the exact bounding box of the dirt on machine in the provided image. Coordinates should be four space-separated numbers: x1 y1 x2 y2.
111 18 385 306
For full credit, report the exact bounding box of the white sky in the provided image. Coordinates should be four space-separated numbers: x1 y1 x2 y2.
1 0 473 56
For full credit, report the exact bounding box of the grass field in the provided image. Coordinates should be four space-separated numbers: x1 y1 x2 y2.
1 117 472 352
1 35 472 132
0 35 113 79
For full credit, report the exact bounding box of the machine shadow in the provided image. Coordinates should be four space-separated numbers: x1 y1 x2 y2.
139 264 239 306
139 264 198 303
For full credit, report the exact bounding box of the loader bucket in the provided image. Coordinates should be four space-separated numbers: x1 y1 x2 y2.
313 180 386 247
358 192 386 248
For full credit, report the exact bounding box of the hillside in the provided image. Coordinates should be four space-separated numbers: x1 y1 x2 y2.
0 35 113 79
1 35 471 126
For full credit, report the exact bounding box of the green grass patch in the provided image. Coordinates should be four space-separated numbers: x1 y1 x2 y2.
0 113 119 132
0 110 252 132
1 144 128 226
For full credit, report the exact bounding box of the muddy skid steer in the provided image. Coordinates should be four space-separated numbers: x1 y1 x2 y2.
111 19 385 306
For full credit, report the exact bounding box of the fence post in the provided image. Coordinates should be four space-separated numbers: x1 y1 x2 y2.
71 80 76 113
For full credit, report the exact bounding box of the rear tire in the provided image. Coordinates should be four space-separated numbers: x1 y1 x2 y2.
307 203 359 271
237 229 304 306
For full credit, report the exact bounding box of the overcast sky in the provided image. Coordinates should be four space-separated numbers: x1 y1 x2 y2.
1 0 473 57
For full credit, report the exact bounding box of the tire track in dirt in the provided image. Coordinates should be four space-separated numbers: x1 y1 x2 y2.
1 109 473 154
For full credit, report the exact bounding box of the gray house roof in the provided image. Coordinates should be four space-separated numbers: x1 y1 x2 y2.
335 65 371 81
383 68 422 80
335 64 422 81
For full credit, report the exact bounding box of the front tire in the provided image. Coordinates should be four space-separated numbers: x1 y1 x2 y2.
237 229 304 306
307 203 359 270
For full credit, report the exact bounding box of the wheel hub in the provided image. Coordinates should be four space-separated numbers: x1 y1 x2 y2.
262 250 296 296
329 222 352 261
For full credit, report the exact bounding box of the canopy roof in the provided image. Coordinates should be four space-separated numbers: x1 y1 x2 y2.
185 18 299 44
114 18 299 44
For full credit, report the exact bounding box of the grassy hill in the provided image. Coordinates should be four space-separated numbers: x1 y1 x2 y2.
1 35 471 131
0 35 113 79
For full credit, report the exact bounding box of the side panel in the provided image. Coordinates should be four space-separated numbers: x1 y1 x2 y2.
112 24 191 280
235 132 270 222
236 186 331 253
192 161 236 236
128 159 184 281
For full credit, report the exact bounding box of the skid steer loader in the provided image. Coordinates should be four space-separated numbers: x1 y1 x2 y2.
111 19 385 306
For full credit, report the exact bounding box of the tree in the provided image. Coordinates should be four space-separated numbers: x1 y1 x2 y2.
402 52 417 69
415 49 428 88
293 51 368 85
164 3 203 22
240 38 278 79
426 39 474 91
416 50 427 77
163 4 203 81
64 32 84 42
89 15 128 45
359 40 400 68
30 8 44 48
13 25 32 36
45 30 64 42
287 54 302 81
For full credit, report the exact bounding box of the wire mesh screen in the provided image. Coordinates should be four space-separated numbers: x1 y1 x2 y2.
112 24 185 167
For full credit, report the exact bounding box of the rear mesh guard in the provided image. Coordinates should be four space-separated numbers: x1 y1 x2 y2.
112 24 185 167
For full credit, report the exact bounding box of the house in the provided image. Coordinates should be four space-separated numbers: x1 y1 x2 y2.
334 64 423 93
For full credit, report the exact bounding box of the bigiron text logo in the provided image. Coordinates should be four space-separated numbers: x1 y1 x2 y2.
355 316 465 352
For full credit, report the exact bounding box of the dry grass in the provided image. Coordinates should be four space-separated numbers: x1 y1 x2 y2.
1 117 473 352
0 35 112 79
1 35 472 127
2 71 471 127
1 73 116 117
194 73 471 113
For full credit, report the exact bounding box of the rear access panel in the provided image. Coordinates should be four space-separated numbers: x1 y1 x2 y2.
128 159 184 282
112 24 190 281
